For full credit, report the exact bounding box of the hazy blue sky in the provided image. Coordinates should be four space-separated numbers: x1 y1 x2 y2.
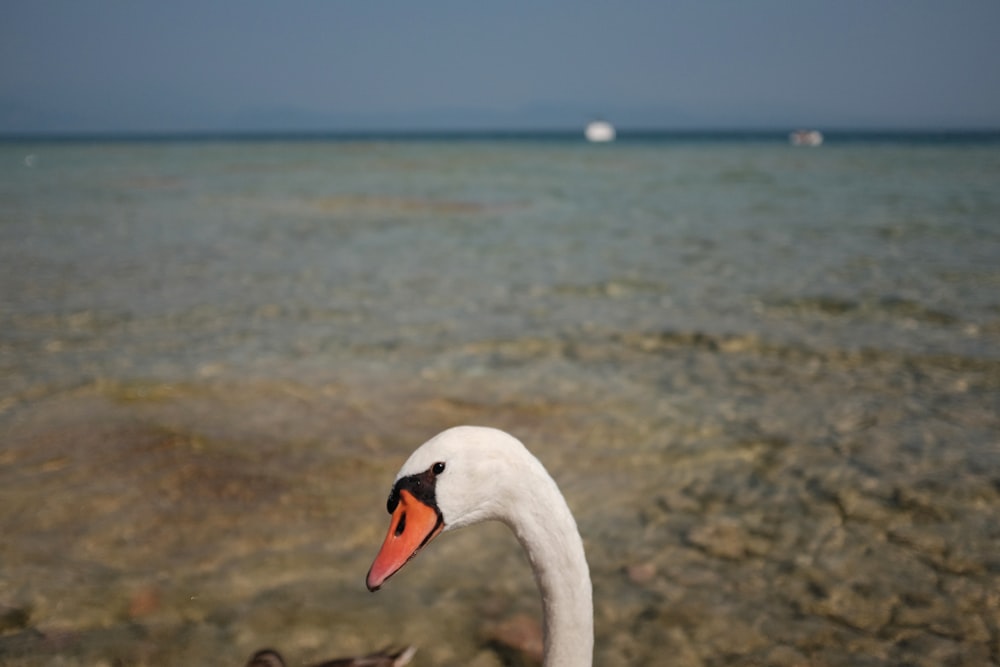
2 1 999 133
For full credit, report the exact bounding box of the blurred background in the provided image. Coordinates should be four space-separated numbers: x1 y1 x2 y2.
3 1 1000 134
1 3 999 666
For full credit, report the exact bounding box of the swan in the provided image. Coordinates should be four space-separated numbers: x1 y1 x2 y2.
366 426 593 667
244 645 415 667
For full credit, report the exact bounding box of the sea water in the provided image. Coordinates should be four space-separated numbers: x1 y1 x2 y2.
2 135 998 395
1 134 999 666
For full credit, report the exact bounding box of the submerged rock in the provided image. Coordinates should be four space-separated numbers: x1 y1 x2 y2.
480 613 544 666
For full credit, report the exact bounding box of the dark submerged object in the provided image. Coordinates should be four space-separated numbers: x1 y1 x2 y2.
245 646 416 667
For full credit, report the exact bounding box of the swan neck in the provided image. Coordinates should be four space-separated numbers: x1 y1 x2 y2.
507 469 593 667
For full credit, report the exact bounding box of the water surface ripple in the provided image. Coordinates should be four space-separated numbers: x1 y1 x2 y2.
1 138 998 666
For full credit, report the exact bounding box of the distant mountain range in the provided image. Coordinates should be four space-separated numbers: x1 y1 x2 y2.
220 102 707 133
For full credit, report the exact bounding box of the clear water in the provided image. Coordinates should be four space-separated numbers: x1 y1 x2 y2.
2 138 998 393
1 135 999 666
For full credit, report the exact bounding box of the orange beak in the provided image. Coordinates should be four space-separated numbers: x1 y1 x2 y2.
367 489 444 591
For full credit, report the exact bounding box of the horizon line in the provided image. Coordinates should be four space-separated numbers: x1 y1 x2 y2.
3 126 1000 144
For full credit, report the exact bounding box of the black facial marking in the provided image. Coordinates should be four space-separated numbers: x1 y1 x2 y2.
386 464 443 515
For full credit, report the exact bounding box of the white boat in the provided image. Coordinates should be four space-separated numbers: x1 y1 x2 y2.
585 120 616 143
789 129 823 147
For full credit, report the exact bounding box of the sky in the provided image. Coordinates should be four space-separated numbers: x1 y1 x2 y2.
2 1 999 134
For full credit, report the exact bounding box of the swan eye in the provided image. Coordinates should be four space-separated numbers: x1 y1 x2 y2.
432 462 446 475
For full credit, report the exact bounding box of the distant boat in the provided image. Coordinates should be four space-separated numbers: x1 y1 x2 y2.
585 120 616 143
789 129 823 147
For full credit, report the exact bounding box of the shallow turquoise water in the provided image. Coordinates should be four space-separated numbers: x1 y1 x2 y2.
2 138 998 396
1 137 999 666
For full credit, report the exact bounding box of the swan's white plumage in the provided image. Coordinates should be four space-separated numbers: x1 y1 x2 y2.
385 426 593 667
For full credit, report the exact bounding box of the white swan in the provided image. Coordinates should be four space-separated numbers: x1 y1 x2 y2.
366 426 593 667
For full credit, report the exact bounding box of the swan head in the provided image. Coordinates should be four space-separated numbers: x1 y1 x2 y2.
366 426 536 591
